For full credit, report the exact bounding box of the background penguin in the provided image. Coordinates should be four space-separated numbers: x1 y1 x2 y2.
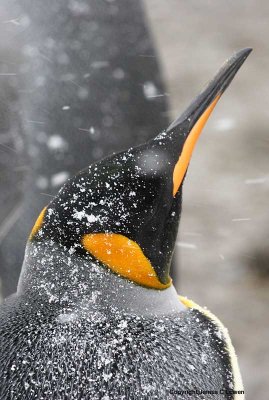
0 49 251 399
0 0 172 298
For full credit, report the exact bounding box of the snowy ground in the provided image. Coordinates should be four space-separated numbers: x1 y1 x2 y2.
144 1 269 398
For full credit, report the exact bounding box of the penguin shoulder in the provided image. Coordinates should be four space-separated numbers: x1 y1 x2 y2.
179 296 244 400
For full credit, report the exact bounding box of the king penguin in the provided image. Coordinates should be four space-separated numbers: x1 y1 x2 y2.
0 48 251 400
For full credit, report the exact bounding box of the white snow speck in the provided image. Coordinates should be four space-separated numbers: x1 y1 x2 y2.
62 105 70 110
73 210 85 221
154 130 167 140
232 218 251 222
245 176 268 185
113 68 125 80
3 17 21 26
103 372 112 382
214 117 235 132
201 353 208 364
91 61 109 69
73 210 99 224
176 241 197 250
188 363 195 371
57 312 78 323
87 214 98 223
143 81 158 99
215 328 223 340
228 380 234 389
118 320 128 329
47 135 67 150
36 176 49 190
51 171 69 187
68 1 90 15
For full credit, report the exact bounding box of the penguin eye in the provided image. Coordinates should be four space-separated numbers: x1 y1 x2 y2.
81 233 171 290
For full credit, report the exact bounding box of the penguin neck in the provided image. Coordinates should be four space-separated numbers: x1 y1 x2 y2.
17 240 186 317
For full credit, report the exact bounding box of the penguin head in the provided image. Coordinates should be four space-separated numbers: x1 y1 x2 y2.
28 49 251 290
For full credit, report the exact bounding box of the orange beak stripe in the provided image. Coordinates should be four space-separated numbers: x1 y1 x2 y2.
82 233 171 289
173 94 221 196
29 206 47 240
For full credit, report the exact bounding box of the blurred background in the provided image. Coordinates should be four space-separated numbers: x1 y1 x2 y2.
144 1 269 398
0 0 268 398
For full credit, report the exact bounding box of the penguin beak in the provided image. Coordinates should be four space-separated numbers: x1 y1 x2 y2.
166 48 252 196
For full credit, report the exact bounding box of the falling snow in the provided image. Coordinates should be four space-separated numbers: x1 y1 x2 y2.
51 171 70 187
143 81 158 98
47 135 67 151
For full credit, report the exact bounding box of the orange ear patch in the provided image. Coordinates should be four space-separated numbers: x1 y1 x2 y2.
29 206 47 240
82 233 171 290
173 94 220 196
